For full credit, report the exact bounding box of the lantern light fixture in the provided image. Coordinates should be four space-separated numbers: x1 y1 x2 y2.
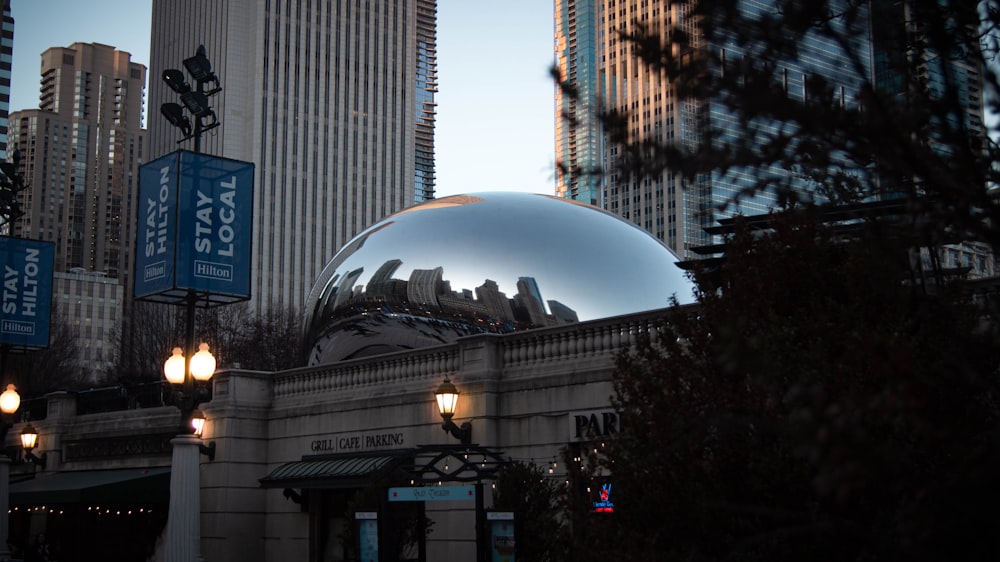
434 375 472 444
19 423 46 469
189 410 216 461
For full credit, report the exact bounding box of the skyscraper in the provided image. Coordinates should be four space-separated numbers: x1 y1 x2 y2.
8 42 147 281
554 0 603 207
7 42 147 378
147 0 438 314
0 1 13 161
553 2 912 257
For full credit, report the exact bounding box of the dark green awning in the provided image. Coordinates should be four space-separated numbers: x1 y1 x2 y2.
10 467 171 505
260 451 411 489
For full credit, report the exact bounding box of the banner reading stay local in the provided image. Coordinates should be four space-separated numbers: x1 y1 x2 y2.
135 150 254 303
0 237 54 349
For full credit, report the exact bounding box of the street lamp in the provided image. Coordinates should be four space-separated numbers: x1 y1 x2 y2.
158 44 226 562
19 423 46 469
0 384 20 561
189 409 216 461
162 343 216 562
163 342 216 434
190 409 206 437
435 375 471 444
433 375 491 562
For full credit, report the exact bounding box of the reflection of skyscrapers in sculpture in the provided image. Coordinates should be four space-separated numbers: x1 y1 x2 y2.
366 259 406 300
476 279 515 322
335 259 577 329
331 268 365 311
514 278 548 326
548 300 579 324
408 267 444 307
518 277 548 314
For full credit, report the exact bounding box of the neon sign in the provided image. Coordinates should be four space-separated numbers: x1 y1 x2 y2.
592 482 614 513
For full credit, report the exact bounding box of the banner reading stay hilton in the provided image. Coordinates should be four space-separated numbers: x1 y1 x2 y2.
0 237 54 349
135 150 254 305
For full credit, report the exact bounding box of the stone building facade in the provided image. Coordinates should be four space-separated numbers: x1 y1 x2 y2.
7 307 663 561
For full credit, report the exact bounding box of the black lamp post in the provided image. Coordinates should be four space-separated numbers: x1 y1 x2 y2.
157 44 226 562
161 341 216 562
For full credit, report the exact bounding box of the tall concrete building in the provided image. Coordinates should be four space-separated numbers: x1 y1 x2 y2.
8 42 147 279
147 0 438 314
7 42 147 377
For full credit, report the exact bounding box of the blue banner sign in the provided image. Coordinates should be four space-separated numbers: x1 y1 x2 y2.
388 485 476 502
135 150 254 304
0 237 54 348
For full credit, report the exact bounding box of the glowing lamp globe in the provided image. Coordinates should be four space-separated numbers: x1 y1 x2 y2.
190 343 217 381
163 348 186 384
0 384 19 415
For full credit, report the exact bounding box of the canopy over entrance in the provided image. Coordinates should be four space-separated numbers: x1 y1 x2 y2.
10 467 171 505
259 450 413 489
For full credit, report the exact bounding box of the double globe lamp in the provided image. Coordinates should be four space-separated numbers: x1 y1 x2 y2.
163 342 217 450
163 343 216 388
0 385 45 466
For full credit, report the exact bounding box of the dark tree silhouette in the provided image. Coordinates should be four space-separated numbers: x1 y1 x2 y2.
492 461 562 562
4 303 84 397
109 301 305 386
603 209 999 561
555 1 1000 561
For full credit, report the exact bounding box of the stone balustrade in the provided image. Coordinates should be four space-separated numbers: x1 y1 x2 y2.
271 307 675 398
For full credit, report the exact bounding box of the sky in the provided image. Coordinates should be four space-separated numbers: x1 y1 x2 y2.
7 0 557 198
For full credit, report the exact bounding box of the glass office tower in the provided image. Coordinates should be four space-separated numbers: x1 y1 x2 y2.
555 0 605 207
554 1 984 258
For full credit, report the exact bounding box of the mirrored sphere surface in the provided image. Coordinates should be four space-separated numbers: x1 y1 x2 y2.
304 192 693 365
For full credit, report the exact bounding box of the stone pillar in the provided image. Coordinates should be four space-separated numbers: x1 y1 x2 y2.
0 455 9 561
164 434 202 562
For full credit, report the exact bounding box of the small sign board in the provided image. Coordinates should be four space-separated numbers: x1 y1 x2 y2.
355 511 378 561
388 485 476 502
489 511 516 562
487 512 514 521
